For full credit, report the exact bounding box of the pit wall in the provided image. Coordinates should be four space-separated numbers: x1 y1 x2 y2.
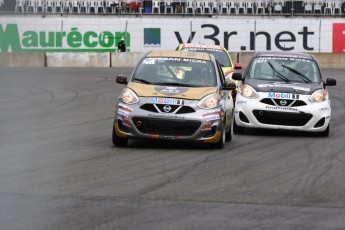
1 52 345 69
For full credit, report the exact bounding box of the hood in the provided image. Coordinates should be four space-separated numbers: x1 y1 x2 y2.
127 82 217 100
246 79 323 95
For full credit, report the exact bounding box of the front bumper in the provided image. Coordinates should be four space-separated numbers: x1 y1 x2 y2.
234 93 331 132
114 99 229 143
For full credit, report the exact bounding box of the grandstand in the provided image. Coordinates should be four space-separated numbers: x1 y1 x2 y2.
1 0 344 17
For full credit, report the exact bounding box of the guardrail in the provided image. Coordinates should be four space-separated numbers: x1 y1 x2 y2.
1 52 345 68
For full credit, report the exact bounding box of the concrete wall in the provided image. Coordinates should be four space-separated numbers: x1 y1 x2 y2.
46 53 110 67
0 53 45 67
0 52 345 69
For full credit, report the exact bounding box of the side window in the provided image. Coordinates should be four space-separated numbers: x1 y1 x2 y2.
216 60 225 85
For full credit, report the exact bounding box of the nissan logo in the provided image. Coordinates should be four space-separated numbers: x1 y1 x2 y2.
280 100 287 106
163 105 172 113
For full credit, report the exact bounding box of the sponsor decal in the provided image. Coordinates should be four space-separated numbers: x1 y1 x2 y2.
265 105 298 111
257 57 311 62
150 134 185 139
117 109 130 117
148 114 185 119
204 114 220 121
143 57 207 64
236 100 247 104
258 84 310 92
0 24 130 52
202 110 221 116
118 103 133 112
149 97 184 105
267 92 300 99
320 107 330 111
154 86 188 96
183 44 223 50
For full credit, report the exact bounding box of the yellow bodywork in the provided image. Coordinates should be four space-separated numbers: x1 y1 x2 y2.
204 131 222 143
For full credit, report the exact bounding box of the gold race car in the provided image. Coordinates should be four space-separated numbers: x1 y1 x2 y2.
112 51 236 148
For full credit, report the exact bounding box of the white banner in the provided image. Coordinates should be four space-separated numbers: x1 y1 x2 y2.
1 16 344 53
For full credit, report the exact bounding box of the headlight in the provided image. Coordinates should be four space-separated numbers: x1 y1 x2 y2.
240 84 258 98
197 93 220 109
120 88 139 104
309 89 328 103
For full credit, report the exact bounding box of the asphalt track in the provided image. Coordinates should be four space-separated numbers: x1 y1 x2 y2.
0 67 344 230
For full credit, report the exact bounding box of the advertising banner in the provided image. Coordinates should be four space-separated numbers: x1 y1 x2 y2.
1 16 344 53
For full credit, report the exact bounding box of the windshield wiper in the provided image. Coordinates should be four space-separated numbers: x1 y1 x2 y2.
281 65 312 83
133 78 152 84
267 61 290 82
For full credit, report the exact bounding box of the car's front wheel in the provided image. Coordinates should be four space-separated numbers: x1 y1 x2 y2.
112 121 128 147
315 124 330 137
225 125 232 142
214 129 225 149
233 116 246 134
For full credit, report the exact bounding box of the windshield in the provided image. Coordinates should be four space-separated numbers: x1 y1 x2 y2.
249 56 321 83
180 48 232 68
132 57 217 87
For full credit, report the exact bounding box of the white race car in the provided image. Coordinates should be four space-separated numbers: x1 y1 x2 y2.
232 51 337 136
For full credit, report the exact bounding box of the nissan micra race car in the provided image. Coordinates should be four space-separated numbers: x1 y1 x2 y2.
232 52 336 136
112 51 236 148
176 43 242 100
176 43 242 78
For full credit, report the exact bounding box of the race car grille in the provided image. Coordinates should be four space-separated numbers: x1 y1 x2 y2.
140 104 195 114
253 110 312 126
132 117 201 136
176 106 195 114
291 100 307 107
260 98 307 107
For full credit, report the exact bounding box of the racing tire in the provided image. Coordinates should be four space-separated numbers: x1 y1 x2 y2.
233 117 245 135
225 126 233 142
112 122 128 147
214 130 225 149
316 124 330 137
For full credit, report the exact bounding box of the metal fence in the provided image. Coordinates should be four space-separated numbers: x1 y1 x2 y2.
1 0 345 17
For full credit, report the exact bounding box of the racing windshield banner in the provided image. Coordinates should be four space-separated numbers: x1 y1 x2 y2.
0 17 343 53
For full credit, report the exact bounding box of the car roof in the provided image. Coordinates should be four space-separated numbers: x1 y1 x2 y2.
255 51 315 60
146 50 211 61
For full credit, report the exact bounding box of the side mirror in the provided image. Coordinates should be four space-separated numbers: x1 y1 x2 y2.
223 80 236 91
325 78 336 86
116 74 128 84
232 72 243 81
234 63 242 69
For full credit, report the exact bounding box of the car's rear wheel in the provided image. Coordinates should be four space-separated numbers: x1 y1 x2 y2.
112 121 128 147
